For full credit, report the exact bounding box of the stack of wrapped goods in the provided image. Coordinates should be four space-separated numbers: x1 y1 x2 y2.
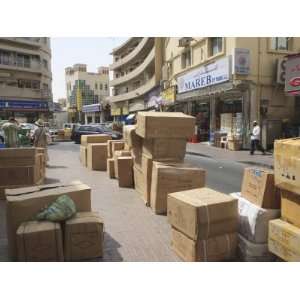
167 188 238 261
232 167 280 261
269 138 300 262
0 147 46 200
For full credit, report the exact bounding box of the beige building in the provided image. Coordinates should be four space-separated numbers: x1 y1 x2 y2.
161 37 300 148
65 64 109 123
107 37 163 119
0 37 52 123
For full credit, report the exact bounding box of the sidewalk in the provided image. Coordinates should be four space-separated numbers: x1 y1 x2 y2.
186 142 274 169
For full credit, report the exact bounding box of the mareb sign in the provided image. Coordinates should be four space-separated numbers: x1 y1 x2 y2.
285 54 300 95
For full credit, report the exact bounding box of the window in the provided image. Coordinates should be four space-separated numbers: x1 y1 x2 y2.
0 50 10 65
210 37 223 56
271 37 290 51
95 83 98 89
105 84 108 91
181 49 191 69
32 80 40 89
43 59 48 70
100 83 103 90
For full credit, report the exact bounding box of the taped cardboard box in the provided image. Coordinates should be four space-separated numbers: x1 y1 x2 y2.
268 218 300 261
151 162 206 214
64 212 104 261
16 221 64 262
133 165 145 197
171 227 237 262
107 158 115 178
117 157 134 188
112 141 125 153
80 145 87 166
168 187 238 240
114 150 131 178
87 143 107 171
238 234 275 262
241 167 280 209
281 190 300 228
274 138 300 195
136 112 195 139
0 147 37 167
231 192 280 243
5 181 91 260
123 125 143 149
81 134 111 146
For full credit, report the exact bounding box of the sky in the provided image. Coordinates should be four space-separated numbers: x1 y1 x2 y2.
51 37 128 101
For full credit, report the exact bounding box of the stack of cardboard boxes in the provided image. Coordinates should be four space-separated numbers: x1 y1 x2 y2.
0 147 46 200
268 138 300 261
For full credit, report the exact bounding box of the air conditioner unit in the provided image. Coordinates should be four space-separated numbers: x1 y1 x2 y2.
276 58 287 84
178 37 193 47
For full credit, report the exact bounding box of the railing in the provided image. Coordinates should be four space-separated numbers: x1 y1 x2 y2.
0 86 51 99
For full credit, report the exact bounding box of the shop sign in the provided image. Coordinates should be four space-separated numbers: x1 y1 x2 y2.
82 104 101 113
177 57 231 94
145 87 161 108
232 48 250 75
111 107 121 116
160 86 176 104
285 55 300 94
0 99 49 111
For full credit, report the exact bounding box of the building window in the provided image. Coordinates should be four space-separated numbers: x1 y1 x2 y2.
43 59 48 70
271 37 290 51
17 79 40 89
167 62 173 78
181 49 191 69
210 37 223 56
32 80 40 89
100 83 103 90
105 84 108 91
0 50 10 65
95 83 98 89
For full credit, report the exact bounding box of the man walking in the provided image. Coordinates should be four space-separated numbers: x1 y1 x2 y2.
250 120 265 155
32 118 49 163
2 117 19 148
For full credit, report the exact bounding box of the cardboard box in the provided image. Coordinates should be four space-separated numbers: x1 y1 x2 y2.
281 190 300 228
81 134 111 146
107 140 125 158
117 157 133 188
64 212 104 261
16 221 64 262
133 165 145 197
136 112 195 139
5 181 91 260
80 145 87 166
227 140 241 151
107 158 115 178
87 143 107 171
123 125 143 149
112 141 125 153
171 227 237 262
142 138 186 160
151 162 206 214
274 138 300 195
114 150 132 178
269 219 300 262
0 147 37 167
168 187 238 240
241 168 280 209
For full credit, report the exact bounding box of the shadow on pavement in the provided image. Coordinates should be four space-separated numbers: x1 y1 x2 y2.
44 177 61 184
99 232 123 262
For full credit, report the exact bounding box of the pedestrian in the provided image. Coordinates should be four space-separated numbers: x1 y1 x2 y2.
250 120 265 155
2 116 19 148
33 118 49 163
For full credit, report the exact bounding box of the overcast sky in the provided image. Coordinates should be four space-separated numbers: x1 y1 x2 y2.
51 37 128 101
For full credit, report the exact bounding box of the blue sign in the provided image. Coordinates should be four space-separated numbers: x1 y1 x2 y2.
0 99 49 111
82 104 101 113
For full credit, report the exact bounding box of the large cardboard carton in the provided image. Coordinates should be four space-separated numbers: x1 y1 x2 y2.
274 138 300 195
0 147 37 166
87 143 107 171
107 140 125 158
64 212 104 261
151 162 206 214
112 141 125 153
142 138 186 160
241 168 280 209
136 112 195 139
117 157 134 188
81 134 111 146
16 221 64 262
281 190 300 228
269 219 300 262
231 192 280 243
5 181 91 260
171 227 237 262
123 125 143 149
80 145 87 166
107 158 115 178
168 187 238 240
114 150 132 178
133 165 145 197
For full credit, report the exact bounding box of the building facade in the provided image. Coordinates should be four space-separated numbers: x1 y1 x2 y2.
65 64 109 124
0 37 52 123
107 37 163 120
161 37 300 148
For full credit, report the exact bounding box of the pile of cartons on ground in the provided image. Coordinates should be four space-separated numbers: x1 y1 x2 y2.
0 147 46 200
5 181 104 261
231 167 281 261
268 138 300 261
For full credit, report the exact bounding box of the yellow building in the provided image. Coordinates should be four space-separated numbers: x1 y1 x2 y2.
161 37 300 148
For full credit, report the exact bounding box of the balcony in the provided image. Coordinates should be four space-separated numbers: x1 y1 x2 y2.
0 37 42 48
107 76 156 103
0 85 50 100
0 62 42 74
110 38 151 70
110 48 155 87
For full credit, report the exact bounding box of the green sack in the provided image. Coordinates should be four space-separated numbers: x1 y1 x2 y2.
35 195 76 222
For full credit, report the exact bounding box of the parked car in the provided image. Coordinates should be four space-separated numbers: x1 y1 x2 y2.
71 124 123 144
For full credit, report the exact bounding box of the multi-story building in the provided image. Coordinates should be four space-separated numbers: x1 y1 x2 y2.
0 37 52 123
161 37 300 148
65 64 109 123
107 37 163 119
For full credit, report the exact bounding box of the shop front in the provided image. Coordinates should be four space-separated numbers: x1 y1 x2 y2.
82 103 101 124
110 101 129 122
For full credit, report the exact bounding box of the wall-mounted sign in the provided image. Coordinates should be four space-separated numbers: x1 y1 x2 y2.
285 55 300 94
232 48 250 75
0 99 49 111
276 58 287 84
160 86 176 104
177 57 231 94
